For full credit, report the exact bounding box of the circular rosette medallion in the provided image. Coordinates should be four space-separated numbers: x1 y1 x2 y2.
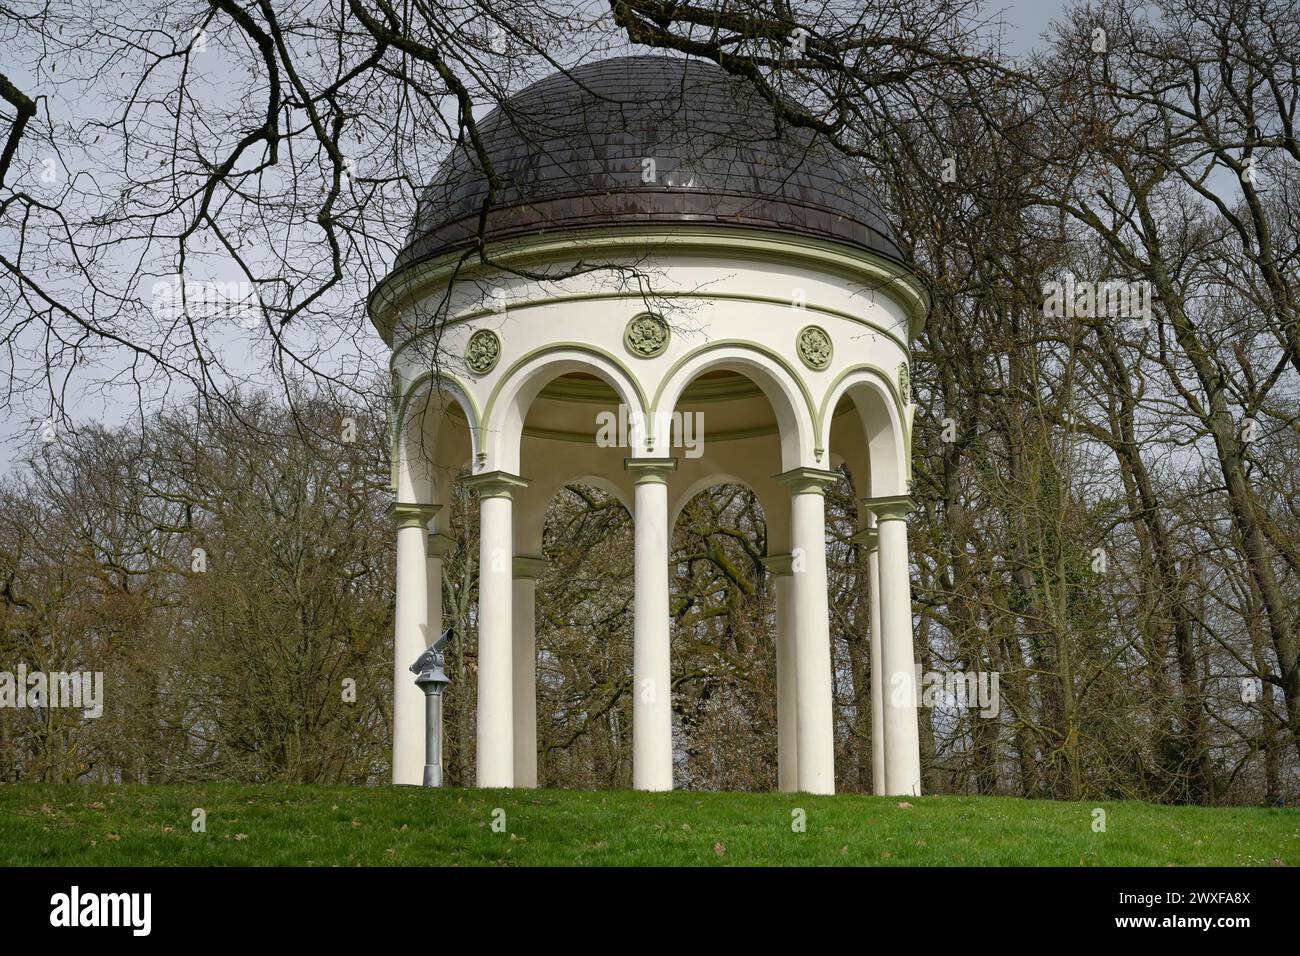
624 313 670 358
797 325 833 370
464 329 501 374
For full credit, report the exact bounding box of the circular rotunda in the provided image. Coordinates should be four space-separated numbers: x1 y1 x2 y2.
369 54 929 796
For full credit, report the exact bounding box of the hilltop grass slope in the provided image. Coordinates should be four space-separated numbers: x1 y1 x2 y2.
0 784 1293 867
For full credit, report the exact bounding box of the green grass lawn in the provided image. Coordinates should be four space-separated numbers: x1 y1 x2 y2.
0 784 1294 866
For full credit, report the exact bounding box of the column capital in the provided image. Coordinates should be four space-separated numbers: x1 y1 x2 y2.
852 528 879 549
388 502 441 529
865 494 915 522
761 553 797 576
624 456 678 485
427 531 456 559
773 466 840 494
512 554 547 579
462 469 529 499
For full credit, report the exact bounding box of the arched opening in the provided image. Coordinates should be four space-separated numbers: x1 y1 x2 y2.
394 378 478 506
484 351 645 475
657 365 797 790
390 378 478 786
822 370 912 795
495 362 811 792
531 481 636 788
822 370 909 500
489 365 640 790
670 478 776 790
513 369 638 527
653 347 816 478
410 353 910 792
820 452 880 794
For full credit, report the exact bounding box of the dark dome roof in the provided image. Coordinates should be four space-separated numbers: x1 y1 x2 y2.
396 55 901 267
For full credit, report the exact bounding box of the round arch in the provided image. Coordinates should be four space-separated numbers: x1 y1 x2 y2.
516 474 635 554
652 343 818 472
819 366 910 499
394 373 480 504
482 346 648 474
669 471 782 535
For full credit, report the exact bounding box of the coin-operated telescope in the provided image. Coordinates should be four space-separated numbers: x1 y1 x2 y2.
410 627 454 787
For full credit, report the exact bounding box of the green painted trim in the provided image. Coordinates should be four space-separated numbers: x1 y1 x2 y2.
624 456 678 485
388 287 912 371
817 363 913 484
388 502 440 529
427 531 457 558
372 224 927 349
761 553 796 576
393 368 482 430
532 377 622 403
462 469 530 499
852 528 879 549
532 421 773 445
481 342 651 434
442 393 851 445
650 339 820 447
513 554 547 579
536 371 764 405
390 368 482 493
773 465 841 494
864 494 915 521
392 351 911 492
818 363 905 432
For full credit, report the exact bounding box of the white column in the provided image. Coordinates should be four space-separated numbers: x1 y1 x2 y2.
867 526 886 795
512 555 546 788
777 467 839 795
852 520 886 794
426 529 453 777
625 457 677 791
464 471 527 788
762 554 798 792
876 496 921 796
391 502 439 785
427 530 454 649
